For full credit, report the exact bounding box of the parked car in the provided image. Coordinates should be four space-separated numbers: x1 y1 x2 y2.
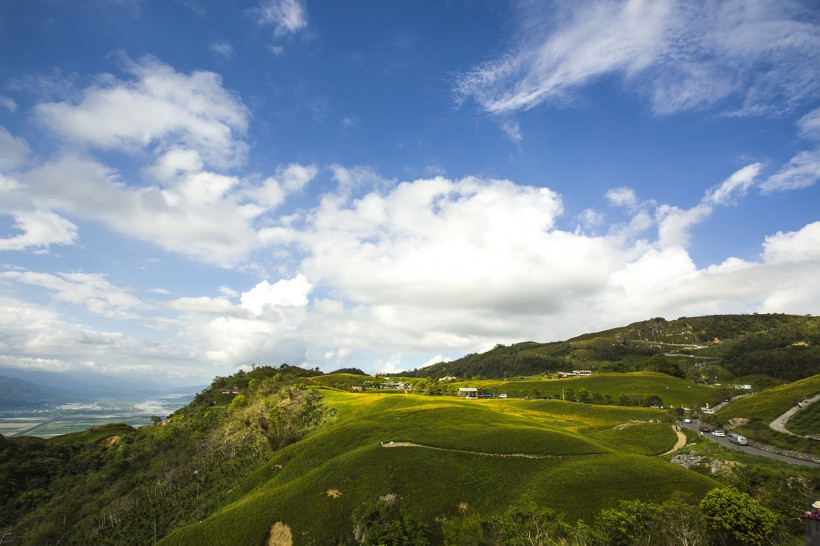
728 433 749 446
683 418 692 423
699 426 711 433
713 429 726 437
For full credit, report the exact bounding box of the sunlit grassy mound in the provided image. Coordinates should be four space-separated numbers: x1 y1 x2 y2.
160 390 717 545
48 422 135 445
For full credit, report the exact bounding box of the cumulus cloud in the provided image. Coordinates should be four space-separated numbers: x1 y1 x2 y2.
240 274 312 315
606 186 639 209
0 210 78 251
762 221 820 264
3 170 820 377
456 0 820 116
34 57 250 169
21 155 263 265
15 154 317 266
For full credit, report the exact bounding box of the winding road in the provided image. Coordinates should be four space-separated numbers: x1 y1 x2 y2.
681 420 818 467
770 393 820 436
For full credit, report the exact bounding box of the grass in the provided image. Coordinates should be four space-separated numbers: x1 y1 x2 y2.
714 375 820 424
787 401 820 437
48 422 135 445
159 390 719 545
445 372 716 408
712 375 820 455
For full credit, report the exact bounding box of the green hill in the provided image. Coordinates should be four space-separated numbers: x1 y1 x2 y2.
404 314 820 382
160 390 717 545
2 315 819 545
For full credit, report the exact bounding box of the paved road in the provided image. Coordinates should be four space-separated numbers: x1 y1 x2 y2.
770 393 820 436
681 420 818 468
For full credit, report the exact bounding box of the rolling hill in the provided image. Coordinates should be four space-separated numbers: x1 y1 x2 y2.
1 314 818 545
403 314 820 382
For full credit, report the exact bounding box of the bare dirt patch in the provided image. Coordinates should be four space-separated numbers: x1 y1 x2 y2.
102 435 121 446
266 522 292 546
661 426 688 456
326 489 342 498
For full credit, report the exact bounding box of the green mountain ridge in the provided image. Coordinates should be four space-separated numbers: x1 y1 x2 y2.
403 313 820 382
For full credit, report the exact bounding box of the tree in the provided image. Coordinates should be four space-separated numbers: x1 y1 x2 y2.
699 487 777 545
352 498 430 545
596 499 660 546
488 501 571 546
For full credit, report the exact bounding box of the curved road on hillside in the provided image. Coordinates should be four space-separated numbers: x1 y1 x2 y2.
770 393 820 436
681 421 818 468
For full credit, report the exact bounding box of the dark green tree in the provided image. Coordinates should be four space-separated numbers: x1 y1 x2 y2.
699 487 777 545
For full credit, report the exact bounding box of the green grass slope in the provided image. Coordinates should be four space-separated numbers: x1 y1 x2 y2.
160 390 718 545
445 372 717 407
715 375 820 424
712 374 820 455
48 422 135 445
404 314 820 382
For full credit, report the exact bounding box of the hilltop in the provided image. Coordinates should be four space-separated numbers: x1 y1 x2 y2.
403 314 820 383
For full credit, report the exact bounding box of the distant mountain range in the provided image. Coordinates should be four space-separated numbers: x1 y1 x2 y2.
0 375 80 408
0 367 206 408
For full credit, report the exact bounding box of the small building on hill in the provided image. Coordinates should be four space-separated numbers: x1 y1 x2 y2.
458 387 478 398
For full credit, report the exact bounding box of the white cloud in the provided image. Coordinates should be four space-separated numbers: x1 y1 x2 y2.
375 353 405 375
705 162 762 205
0 210 78 251
606 186 639 209
762 221 820 264
240 274 313 316
501 120 522 142
22 155 263 266
799 108 820 140
247 163 318 208
209 38 235 60
34 57 250 169
17 156 314 266
0 95 17 112
0 271 144 319
0 126 31 169
256 0 308 36
456 0 820 116
761 148 820 192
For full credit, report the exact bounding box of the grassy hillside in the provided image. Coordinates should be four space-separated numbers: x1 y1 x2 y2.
712 375 820 455
160 390 718 545
404 314 820 382
3 364 817 545
442 372 717 408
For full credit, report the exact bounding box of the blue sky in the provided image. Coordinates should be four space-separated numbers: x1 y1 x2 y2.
0 0 818 384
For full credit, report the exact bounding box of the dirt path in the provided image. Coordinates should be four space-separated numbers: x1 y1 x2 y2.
770 392 820 436
380 441 586 459
660 426 687 456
